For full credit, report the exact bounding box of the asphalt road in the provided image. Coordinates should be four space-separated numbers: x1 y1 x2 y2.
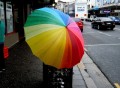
82 21 120 86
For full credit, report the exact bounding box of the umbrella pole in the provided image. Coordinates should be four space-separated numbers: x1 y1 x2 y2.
43 63 73 88
43 63 48 87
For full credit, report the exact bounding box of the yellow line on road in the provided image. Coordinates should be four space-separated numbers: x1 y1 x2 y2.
114 83 120 88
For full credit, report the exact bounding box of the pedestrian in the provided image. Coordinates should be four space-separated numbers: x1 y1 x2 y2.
0 16 5 73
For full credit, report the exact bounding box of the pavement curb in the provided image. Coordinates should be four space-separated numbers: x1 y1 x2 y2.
77 62 97 88
77 52 114 88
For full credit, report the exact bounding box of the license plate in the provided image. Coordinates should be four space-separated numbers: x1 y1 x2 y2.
107 23 111 24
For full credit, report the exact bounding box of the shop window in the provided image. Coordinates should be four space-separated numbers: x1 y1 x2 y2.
6 2 13 33
0 1 5 22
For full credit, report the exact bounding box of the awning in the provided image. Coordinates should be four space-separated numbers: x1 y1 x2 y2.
93 6 99 10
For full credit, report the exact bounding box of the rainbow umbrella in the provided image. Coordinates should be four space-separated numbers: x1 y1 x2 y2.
24 7 84 69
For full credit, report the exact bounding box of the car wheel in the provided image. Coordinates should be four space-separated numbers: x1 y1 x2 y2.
97 25 100 30
91 24 94 28
111 28 114 30
81 29 83 32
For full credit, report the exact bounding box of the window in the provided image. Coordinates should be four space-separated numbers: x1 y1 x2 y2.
0 1 5 22
6 2 13 33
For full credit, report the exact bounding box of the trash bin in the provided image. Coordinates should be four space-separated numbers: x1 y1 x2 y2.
43 63 73 88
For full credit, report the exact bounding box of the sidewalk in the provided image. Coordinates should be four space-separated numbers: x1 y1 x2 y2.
0 41 114 88
73 53 114 88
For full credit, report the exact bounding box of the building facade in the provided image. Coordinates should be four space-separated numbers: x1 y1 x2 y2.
100 0 120 17
0 0 55 48
88 0 120 17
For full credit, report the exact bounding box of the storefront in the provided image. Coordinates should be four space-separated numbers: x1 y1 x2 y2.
1 0 55 47
0 1 17 47
100 0 120 17
88 6 100 17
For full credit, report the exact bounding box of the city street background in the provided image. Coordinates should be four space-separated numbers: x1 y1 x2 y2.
83 21 120 86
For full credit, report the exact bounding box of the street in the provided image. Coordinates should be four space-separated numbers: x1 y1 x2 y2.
82 21 120 86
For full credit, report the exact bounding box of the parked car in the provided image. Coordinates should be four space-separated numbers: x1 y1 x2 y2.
90 15 97 22
108 16 120 24
91 17 115 30
73 18 83 32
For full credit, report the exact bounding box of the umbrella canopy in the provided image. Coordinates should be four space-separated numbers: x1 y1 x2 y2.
24 7 84 69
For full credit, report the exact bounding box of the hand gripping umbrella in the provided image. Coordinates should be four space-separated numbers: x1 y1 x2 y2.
24 7 84 69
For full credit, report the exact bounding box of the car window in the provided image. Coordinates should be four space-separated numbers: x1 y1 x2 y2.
108 16 116 20
112 17 115 20
99 17 112 21
115 17 120 19
94 18 100 21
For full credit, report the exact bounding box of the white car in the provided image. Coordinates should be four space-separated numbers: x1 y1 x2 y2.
90 15 97 21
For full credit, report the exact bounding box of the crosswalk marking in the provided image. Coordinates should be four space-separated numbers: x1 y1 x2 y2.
85 43 120 47
98 32 112 36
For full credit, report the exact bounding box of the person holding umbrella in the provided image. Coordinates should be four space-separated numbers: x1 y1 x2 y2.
0 16 5 73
